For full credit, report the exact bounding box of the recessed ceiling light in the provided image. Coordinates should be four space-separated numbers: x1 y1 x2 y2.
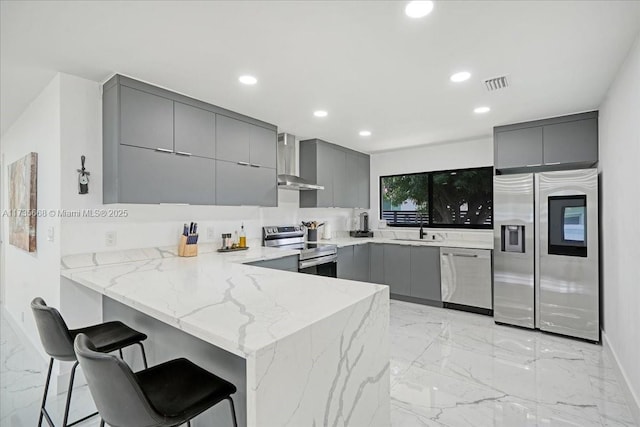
238 75 257 85
474 106 491 114
450 71 471 83
313 110 328 118
405 1 434 18
359 130 372 137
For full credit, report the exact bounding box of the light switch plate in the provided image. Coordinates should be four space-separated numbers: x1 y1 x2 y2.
47 226 54 242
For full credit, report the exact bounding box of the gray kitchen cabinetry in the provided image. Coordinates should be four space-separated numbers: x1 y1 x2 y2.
543 118 598 165
215 160 276 207
103 74 278 206
299 139 370 208
337 244 370 282
409 246 441 302
383 244 411 297
247 255 299 272
120 86 174 151
118 145 215 205
494 111 598 171
216 115 277 169
369 244 385 284
174 102 216 159
494 127 543 169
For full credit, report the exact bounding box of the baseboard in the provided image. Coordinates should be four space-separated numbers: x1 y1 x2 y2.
602 331 640 425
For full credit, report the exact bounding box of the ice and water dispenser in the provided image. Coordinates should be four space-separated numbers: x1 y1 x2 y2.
501 225 525 253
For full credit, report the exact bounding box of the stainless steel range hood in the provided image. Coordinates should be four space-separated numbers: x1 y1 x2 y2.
277 133 324 191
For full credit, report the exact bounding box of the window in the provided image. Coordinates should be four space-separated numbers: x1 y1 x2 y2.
380 166 493 229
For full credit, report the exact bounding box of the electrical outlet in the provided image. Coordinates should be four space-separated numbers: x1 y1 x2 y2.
105 231 117 247
47 226 55 242
206 227 215 241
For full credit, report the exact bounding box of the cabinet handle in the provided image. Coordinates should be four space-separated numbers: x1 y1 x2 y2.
250 163 261 168
525 164 542 167
175 151 192 156
545 162 561 165
442 253 479 258
237 161 250 166
155 148 173 153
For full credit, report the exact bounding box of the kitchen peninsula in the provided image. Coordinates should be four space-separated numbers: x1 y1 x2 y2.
60 245 390 427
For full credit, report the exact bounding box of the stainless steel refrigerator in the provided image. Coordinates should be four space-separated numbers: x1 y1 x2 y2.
493 168 599 342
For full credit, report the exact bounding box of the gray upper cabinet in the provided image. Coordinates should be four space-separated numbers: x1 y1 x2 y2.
119 145 215 205
409 246 441 302
120 86 174 151
494 111 598 171
103 75 278 206
215 160 277 207
543 118 598 165
299 139 370 208
174 102 216 158
216 115 251 164
369 244 385 284
250 125 277 169
495 127 543 169
383 244 411 296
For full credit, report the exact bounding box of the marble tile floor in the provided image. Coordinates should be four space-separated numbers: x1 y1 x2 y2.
1 301 636 427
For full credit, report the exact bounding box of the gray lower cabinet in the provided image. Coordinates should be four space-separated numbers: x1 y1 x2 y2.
369 244 385 284
215 161 276 207
120 86 174 151
352 244 370 282
337 244 370 282
383 244 411 296
118 145 215 204
543 118 597 165
409 246 441 302
247 255 298 272
174 102 216 158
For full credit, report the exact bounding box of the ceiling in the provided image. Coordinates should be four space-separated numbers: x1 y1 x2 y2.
2 1 639 153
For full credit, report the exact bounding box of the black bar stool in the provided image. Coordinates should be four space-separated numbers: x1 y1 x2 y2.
31 297 148 427
74 333 238 427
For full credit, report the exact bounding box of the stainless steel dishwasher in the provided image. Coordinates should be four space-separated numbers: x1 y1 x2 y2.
440 247 493 313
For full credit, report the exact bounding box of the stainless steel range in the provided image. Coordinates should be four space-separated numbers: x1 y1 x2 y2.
263 225 337 277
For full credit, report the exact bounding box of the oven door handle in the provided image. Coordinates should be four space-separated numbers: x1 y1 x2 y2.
299 254 337 269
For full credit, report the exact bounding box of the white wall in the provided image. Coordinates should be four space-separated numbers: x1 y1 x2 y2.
0 74 62 356
369 137 493 228
598 33 640 417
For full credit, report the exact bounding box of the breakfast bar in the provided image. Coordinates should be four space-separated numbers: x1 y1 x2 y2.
60 246 390 427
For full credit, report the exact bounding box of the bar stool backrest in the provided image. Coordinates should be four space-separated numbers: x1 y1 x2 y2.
30 297 76 362
74 334 162 427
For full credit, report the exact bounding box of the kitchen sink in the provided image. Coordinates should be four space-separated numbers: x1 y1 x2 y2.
391 238 440 244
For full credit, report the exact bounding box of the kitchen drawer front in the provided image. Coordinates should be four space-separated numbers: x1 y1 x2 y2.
120 86 174 151
118 145 215 205
440 247 492 309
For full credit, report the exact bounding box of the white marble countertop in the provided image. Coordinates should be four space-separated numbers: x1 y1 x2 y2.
61 246 387 359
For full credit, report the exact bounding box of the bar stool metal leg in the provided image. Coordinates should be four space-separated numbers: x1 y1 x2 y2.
227 397 238 427
136 341 148 369
62 361 99 427
38 358 54 427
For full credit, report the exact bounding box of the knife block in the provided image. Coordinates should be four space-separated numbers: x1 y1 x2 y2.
178 235 198 257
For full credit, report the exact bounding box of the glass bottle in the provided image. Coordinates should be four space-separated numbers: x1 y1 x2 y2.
239 224 247 248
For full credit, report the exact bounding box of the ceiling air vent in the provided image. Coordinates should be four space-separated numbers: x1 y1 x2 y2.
483 75 509 91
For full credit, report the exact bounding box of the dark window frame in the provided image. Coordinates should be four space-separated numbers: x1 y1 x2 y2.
379 166 493 230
